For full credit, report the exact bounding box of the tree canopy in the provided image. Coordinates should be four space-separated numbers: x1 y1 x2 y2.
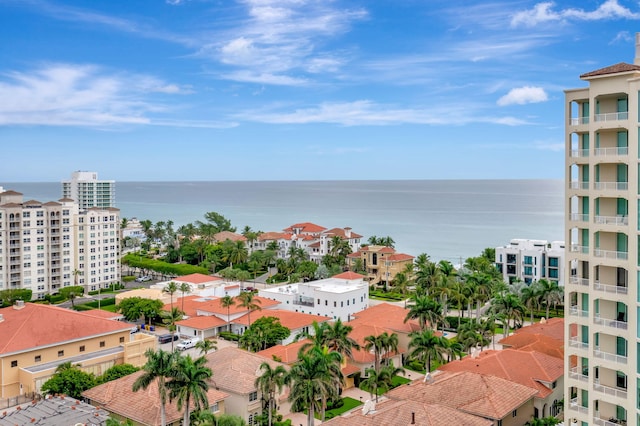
239 316 290 352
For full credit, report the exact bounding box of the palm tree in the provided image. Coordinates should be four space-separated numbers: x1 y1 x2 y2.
167 355 213 426
465 272 493 320
236 291 261 326
161 307 184 351
179 282 191 313
489 292 525 337
537 279 562 319
132 349 177 426
255 362 288 426
364 331 399 373
361 364 405 403
195 339 217 355
220 295 235 332
404 294 446 331
408 329 447 373
520 283 541 324
322 319 360 360
164 281 179 309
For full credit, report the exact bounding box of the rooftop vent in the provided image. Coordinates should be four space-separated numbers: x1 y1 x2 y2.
14 300 25 310
0 314 4 322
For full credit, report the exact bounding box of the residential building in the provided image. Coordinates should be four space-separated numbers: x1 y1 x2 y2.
258 271 369 321
564 35 640 426
347 245 414 286
0 302 156 399
62 171 115 210
152 273 241 298
495 239 566 285
83 370 229 426
231 309 331 345
0 395 111 426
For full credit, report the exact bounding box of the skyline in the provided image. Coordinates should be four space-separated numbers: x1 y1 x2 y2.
1 0 639 182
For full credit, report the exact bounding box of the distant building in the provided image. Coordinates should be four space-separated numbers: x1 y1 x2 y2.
258 271 369 321
62 171 115 210
495 239 565 285
347 245 414 286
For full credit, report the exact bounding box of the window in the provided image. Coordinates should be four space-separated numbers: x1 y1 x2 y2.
119 337 125 343
512 409 517 417
79 345 85 352
210 402 219 412
58 350 64 357
100 341 105 348
249 391 258 401
10 360 17 367
34 355 41 362
334 301 336 307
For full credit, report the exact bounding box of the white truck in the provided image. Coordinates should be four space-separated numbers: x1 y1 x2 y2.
176 337 200 351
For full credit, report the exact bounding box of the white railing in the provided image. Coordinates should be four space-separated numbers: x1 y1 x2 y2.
593 281 628 295
569 366 588 382
570 244 589 254
593 381 627 399
594 182 628 191
570 117 590 125
569 397 589 414
595 111 628 122
593 249 628 260
594 215 628 226
570 305 589 317
594 314 627 330
571 149 589 158
593 348 627 364
571 213 589 222
568 337 589 350
594 147 628 156
593 417 626 426
570 276 589 286
570 181 590 190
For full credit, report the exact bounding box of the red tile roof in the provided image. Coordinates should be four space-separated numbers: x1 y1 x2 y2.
510 317 563 341
176 315 226 330
257 340 310 364
323 227 363 239
257 232 291 241
580 62 640 78
438 349 563 398
387 253 414 261
163 295 279 318
499 334 564 359
83 370 229 426
174 273 221 284
0 303 133 355
233 309 330 329
81 309 125 321
348 303 421 334
332 271 365 280
213 231 247 242
283 222 326 233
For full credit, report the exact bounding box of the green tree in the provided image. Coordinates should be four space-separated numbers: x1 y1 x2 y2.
236 291 262 326
239 317 290 352
521 282 541 324
167 355 213 426
161 307 184 351
40 362 96 398
404 294 446 331
220 295 235 332
537 279 563 319
408 329 448 373
59 285 84 308
164 281 178 308
195 338 218 355
364 332 399 373
202 211 236 233
361 364 405 403
489 292 525 337
179 282 191 313
321 319 360 361
255 362 288 426
525 417 561 426
117 297 164 326
133 349 177 426
98 364 140 384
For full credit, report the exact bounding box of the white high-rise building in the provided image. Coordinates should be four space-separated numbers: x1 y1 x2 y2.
0 188 120 299
564 34 640 426
495 239 565 285
62 171 115 210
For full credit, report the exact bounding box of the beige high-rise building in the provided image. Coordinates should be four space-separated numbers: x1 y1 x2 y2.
564 34 640 426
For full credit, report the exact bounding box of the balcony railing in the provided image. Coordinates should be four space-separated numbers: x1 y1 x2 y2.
568 337 589 350
570 276 589 286
571 149 589 158
593 281 628 295
594 215 628 226
571 213 589 222
570 306 589 317
594 147 628 156
594 111 628 122
570 244 589 254
594 314 627 330
569 366 588 382
570 181 590 190
594 182 628 191
593 249 628 260
593 348 627 365
569 397 588 414
593 380 627 399
570 117 590 125
593 417 627 426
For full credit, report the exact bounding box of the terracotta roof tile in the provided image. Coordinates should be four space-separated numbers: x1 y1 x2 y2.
257 232 291 241
213 231 247 242
348 303 421 334
323 227 363 239
580 62 640 78
233 309 330 329
283 222 326 233
163 295 279 318
332 271 365 280
176 315 226 330
510 317 563 341
174 273 221 284
257 340 310 364
387 253 414 261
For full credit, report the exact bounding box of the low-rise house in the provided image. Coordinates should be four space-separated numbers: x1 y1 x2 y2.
387 370 538 426
347 245 414 286
0 395 111 426
0 302 156 399
258 272 369 321
152 273 241 298
439 349 564 419
499 317 564 359
205 347 288 424
231 309 331 344
82 370 229 426
347 302 421 353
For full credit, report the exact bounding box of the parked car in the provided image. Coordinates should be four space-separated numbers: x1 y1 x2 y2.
158 334 179 344
176 338 200 351
135 276 151 282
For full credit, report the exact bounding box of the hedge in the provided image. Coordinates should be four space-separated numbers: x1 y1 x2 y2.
122 254 208 276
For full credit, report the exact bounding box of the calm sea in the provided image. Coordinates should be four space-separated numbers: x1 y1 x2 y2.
0 180 564 263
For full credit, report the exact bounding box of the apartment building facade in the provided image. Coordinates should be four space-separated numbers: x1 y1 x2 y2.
495 239 565 285
62 171 115 210
564 35 640 426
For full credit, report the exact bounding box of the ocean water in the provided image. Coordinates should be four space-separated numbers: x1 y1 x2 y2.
0 180 564 263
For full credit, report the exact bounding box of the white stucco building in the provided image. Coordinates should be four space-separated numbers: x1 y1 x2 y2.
258 271 369 321
62 171 115 210
495 239 565 286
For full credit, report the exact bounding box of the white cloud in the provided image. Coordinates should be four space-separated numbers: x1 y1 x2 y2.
497 86 548 106
511 0 640 27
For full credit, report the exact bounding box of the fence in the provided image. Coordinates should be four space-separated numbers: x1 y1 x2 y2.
0 392 40 410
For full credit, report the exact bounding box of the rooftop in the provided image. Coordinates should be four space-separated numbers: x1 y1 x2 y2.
0 396 110 426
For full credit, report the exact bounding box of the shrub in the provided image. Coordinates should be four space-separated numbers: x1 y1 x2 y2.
219 331 240 341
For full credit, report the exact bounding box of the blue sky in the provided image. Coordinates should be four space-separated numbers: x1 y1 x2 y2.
1 0 639 182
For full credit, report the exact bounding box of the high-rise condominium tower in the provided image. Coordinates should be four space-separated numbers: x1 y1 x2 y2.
62 171 115 210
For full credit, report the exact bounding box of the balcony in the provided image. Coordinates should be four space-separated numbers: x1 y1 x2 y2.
569 397 588 414
571 149 589 158
570 244 589 254
569 367 588 382
594 182 628 191
594 215 628 226
593 249 628 261
593 347 627 365
593 380 627 399
568 337 589 350
594 147 628 157
594 111 628 122
570 305 589 318
570 117 590 125
593 417 627 426
594 314 627 330
594 281 628 295
570 182 590 190
570 275 589 286
571 213 589 222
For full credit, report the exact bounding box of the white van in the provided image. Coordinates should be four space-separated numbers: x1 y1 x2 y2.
176 338 200 351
